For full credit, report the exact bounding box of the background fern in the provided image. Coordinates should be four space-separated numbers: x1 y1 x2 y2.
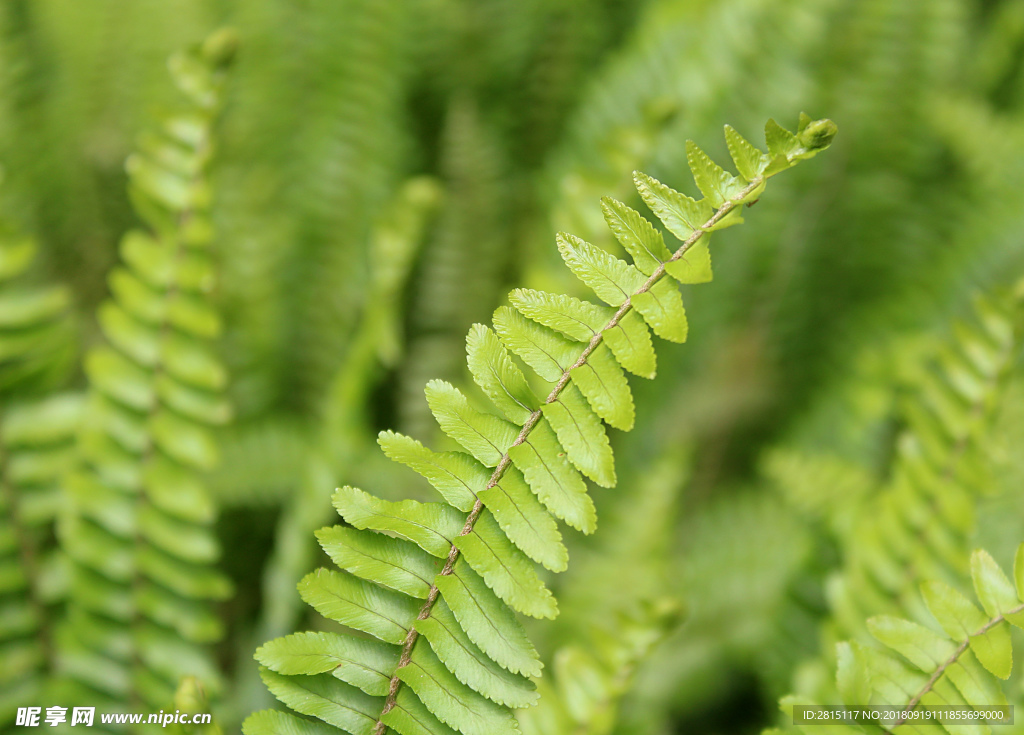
3 2 1024 733
53 32 236 717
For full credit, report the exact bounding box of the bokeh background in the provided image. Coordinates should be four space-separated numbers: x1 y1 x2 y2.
3 0 1024 733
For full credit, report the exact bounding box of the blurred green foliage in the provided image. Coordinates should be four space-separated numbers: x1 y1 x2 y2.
1 0 1024 734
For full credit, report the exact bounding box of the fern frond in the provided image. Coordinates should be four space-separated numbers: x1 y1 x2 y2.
826 286 1024 643
0 393 82 721
821 543 1024 732
517 600 684 735
245 116 835 735
55 30 236 710
0 236 75 396
0 221 78 720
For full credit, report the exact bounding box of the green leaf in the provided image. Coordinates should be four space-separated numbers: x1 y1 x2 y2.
0 286 68 327
494 306 582 382
160 332 227 391
144 456 214 524
508 418 596 534
99 302 160 367
154 373 231 425
724 124 769 181
434 559 541 677
243 709 343 735
664 238 713 285
381 687 460 735
120 231 176 289
108 267 166 325
922 581 1012 679
378 431 483 512
543 382 616 486
397 638 519 735
333 486 465 559
136 545 230 600
85 347 154 412
414 599 538 708
971 549 1024 626
454 510 558 619
835 642 871 705
557 232 646 307
867 616 956 671
150 410 218 470
856 644 929 707
602 310 657 379
167 293 221 338
138 504 218 563
256 631 399 697
466 324 538 425
135 583 222 642
0 238 35 280
553 647 606 724
686 140 744 208
633 171 713 242
765 118 801 161
944 650 1010 708
510 288 611 343
426 380 519 466
569 342 635 431
126 153 193 211
600 197 672 274
259 667 382 735
631 280 688 343
317 526 440 599
298 569 419 646
477 465 567 573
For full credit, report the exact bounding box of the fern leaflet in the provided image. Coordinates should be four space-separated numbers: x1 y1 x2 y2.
245 115 836 735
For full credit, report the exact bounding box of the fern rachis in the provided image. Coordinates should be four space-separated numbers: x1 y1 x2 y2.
245 115 836 735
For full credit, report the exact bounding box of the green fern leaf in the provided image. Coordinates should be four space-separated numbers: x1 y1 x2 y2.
493 305 581 381
764 118 801 162
542 382 616 486
257 632 399 697
509 288 611 343
508 419 596 533
476 466 568 573
298 569 418 646
724 124 770 182
600 197 672 274
426 380 519 466
632 171 713 241
246 116 835 735
316 527 439 600
922 580 1012 679
332 486 465 559
556 232 645 307
466 325 539 425
377 432 482 513
434 560 542 678
55 30 236 710
380 688 459 735
397 643 519 735
972 550 1024 625
260 667 382 735
413 599 538 708
453 511 558 619
245 710 342 735
686 140 745 207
